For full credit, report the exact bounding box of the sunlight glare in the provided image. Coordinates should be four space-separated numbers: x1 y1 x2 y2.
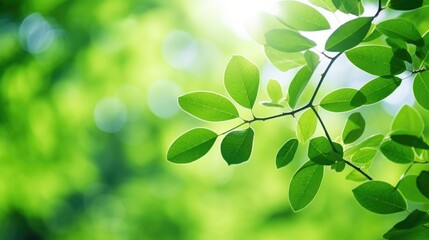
215 0 279 39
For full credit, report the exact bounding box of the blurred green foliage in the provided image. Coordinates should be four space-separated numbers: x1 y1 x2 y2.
1 0 429 239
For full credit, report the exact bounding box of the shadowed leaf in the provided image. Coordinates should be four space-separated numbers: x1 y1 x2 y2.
353 181 407 214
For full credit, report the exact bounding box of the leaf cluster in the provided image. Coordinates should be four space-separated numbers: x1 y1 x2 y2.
168 0 429 238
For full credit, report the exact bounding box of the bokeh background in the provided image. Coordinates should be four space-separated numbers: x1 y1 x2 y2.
1 0 429 239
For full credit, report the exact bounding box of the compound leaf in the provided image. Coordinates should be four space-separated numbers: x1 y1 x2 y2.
289 161 324 212
353 181 407 214
167 128 217 163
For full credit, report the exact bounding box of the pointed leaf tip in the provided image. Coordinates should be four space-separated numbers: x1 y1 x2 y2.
289 161 324 212
224 56 260 109
168 128 217 163
178 92 239 121
221 128 255 165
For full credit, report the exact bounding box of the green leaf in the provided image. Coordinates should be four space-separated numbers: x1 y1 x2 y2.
333 0 364 16
352 181 407 214
265 46 306 71
289 161 324 212
344 134 384 158
414 72 429 110
309 0 337 12
377 19 423 45
277 1 330 31
265 29 316 52
359 76 402 105
308 137 343 165
346 169 369 182
260 101 285 108
388 0 423 10
325 17 373 52
386 38 413 63
304 50 320 71
267 79 283 103
384 210 429 240
363 25 382 42
320 88 367 112
417 171 429 198
391 134 429 149
380 140 415 164
167 128 217 163
342 112 365 144
297 108 318 143
333 160 346 172
351 148 377 164
392 105 424 137
398 175 429 202
221 128 254 165
178 92 239 121
346 45 406 76
416 32 429 65
276 138 299 168
245 12 288 45
288 66 313 108
224 56 260 109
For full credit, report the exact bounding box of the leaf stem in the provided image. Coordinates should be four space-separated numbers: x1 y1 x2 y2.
219 121 247 136
310 105 336 151
311 105 373 180
309 53 342 105
374 0 384 18
218 50 373 181
344 160 373 180
395 163 414 189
